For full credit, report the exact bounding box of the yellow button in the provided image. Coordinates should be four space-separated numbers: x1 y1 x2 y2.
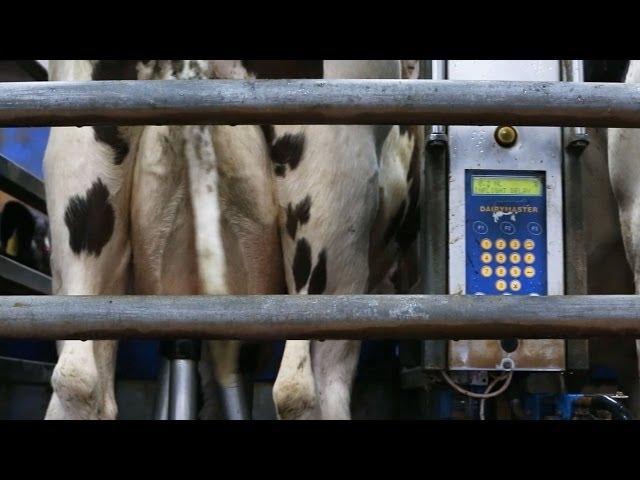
495 126 518 147
509 239 521 250
510 266 521 278
480 238 492 250
481 252 492 263
524 239 535 250
524 266 536 278
495 266 507 278
495 239 507 250
495 279 507 292
495 252 507 264
524 253 535 264
481 266 493 277
510 279 522 292
510 252 521 264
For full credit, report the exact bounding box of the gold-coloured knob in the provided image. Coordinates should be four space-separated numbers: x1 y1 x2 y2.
495 126 518 147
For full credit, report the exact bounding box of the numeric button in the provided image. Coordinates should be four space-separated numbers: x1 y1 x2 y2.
480 238 492 250
524 239 535 250
495 279 507 292
509 239 521 250
524 266 536 278
495 239 506 250
510 252 521 264
524 253 535 264
481 266 493 277
481 252 493 263
495 252 507 264
495 266 507 277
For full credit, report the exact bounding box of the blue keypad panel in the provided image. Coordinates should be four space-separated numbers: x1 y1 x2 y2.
465 169 547 296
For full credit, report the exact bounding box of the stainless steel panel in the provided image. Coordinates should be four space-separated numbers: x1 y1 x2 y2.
447 60 565 371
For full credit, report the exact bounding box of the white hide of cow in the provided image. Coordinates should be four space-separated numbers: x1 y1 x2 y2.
271 60 422 420
608 60 640 377
609 61 640 286
44 60 283 419
42 60 421 420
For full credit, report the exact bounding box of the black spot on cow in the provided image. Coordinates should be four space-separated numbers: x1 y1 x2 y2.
308 249 327 294
171 60 184 76
296 197 311 225
261 125 275 146
92 61 138 81
271 133 305 173
292 238 312 292
93 126 129 165
297 356 307 370
399 125 412 138
286 204 297 239
286 196 312 239
274 165 286 177
384 200 406 245
91 61 134 164
64 179 115 256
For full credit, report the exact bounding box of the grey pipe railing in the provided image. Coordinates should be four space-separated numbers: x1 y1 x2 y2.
0 79 639 127
1 295 640 340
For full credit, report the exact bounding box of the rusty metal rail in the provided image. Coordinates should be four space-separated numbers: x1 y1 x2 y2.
0 79 639 127
1 295 639 340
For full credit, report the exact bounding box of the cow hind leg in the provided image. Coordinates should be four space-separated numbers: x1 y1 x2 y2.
312 340 361 420
272 61 402 420
270 119 381 420
43 121 134 419
43 116 137 419
273 340 319 419
47 340 118 420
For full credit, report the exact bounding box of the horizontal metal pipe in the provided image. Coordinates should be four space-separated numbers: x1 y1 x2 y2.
1 79 640 127
1 295 640 340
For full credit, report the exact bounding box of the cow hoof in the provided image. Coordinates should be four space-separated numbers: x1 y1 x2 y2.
273 377 317 420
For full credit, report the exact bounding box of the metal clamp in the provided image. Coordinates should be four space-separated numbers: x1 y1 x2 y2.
428 60 449 149
565 60 590 152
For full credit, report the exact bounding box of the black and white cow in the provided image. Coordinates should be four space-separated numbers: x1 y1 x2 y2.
43 60 422 420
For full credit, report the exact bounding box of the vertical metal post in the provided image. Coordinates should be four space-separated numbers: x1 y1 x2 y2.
562 59 590 370
161 340 201 420
169 359 199 420
422 59 449 370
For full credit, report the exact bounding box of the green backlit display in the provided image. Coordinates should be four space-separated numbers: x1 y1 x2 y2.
472 176 542 196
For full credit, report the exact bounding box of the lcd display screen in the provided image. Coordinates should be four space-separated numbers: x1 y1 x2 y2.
472 176 542 196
